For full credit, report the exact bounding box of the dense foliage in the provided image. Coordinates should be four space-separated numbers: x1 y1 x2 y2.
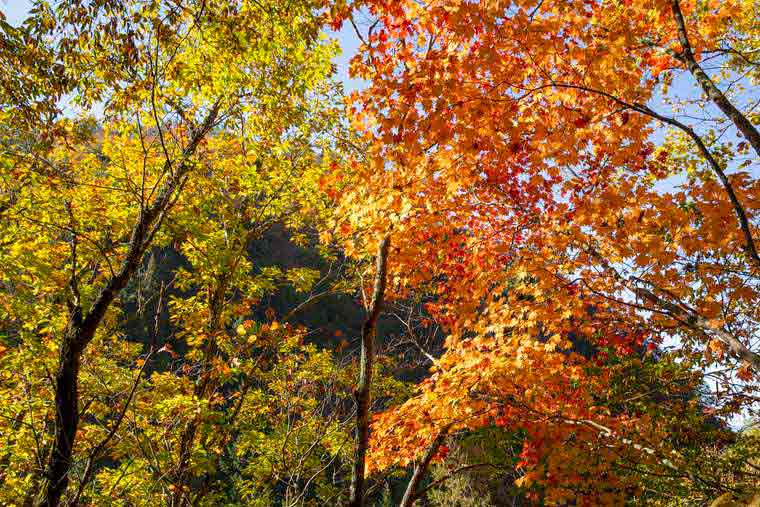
0 0 757 505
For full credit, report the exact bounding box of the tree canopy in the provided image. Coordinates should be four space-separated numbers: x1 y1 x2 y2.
0 0 758 505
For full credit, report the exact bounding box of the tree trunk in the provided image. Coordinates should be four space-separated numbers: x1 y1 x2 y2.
170 280 227 507
33 103 220 506
348 236 390 507
36 326 83 507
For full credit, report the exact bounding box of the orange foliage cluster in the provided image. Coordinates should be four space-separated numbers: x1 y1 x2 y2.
331 0 758 503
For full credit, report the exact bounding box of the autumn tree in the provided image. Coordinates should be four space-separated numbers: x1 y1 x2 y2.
333 0 759 504
113 86 352 505
0 1 338 504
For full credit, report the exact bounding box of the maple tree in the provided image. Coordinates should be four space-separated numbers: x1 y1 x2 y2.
333 0 760 504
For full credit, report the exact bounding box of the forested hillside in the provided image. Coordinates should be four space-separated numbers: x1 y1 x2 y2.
0 0 758 506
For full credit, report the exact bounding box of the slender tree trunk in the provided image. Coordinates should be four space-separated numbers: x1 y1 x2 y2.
171 224 266 505
190 381 252 506
348 236 390 507
170 281 227 507
33 104 219 506
171 425 199 507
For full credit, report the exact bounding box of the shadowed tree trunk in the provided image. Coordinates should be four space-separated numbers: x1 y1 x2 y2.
35 104 219 507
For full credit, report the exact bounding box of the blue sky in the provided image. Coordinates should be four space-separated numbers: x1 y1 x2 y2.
2 0 27 25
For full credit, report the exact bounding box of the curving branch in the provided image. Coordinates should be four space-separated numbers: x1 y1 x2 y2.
588 248 760 369
544 81 760 268
399 424 451 507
